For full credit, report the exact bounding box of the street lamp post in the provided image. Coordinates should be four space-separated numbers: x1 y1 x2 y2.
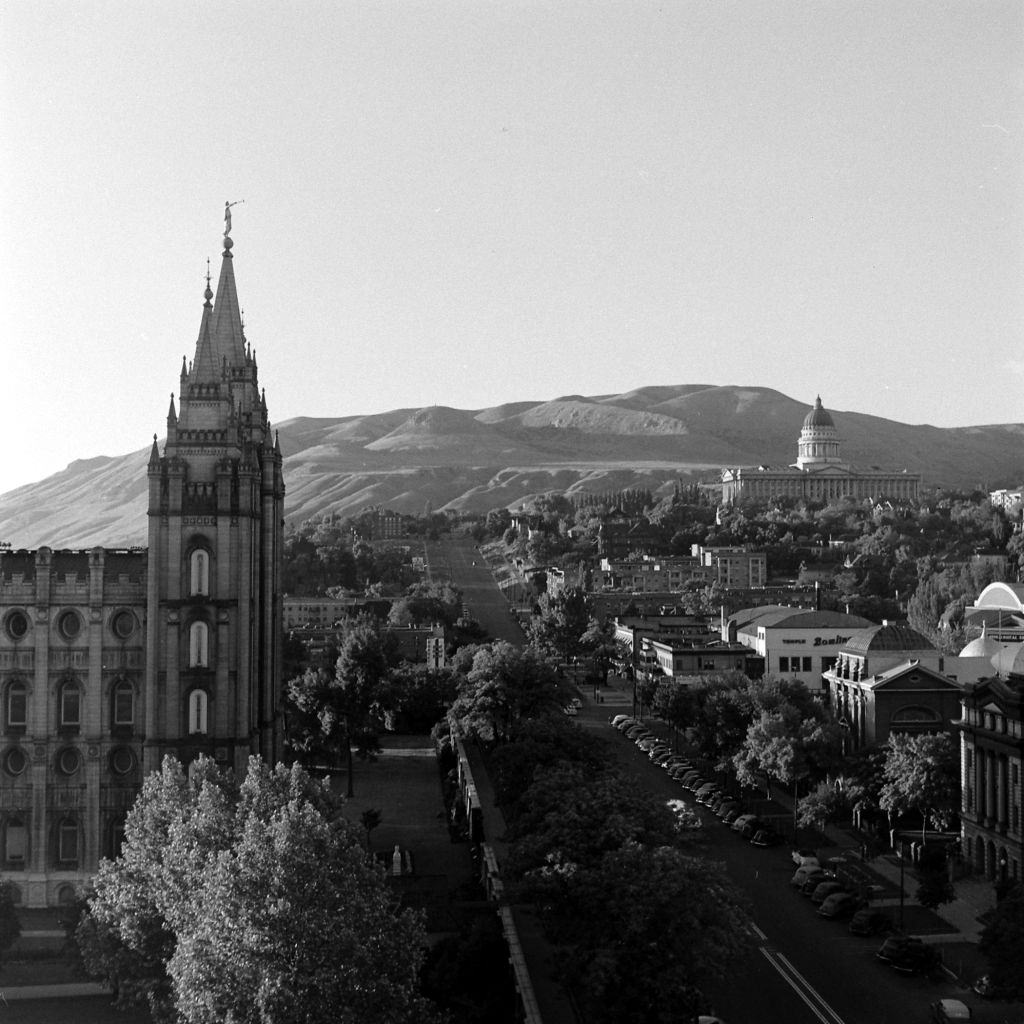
997 849 1009 901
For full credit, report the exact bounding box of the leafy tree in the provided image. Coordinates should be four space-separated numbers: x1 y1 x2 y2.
379 665 459 733
487 716 606 807
359 808 383 851
528 587 590 662
733 705 841 836
287 622 398 796
449 642 567 743
79 756 437 1024
506 765 677 876
388 580 463 628
796 781 848 834
878 732 958 844
538 843 751 1024
979 883 1024 998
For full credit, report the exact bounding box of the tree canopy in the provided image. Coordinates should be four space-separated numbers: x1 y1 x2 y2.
78 756 438 1024
878 732 958 842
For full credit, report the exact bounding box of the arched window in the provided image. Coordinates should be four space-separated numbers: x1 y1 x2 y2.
189 621 209 667
188 690 209 735
106 816 127 860
59 681 81 728
190 549 210 596
6 682 27 729
4 816 26 867
112 680 134 727
57 817 79 865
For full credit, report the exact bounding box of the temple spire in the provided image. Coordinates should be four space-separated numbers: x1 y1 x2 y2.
189 269 218 383
211 204 246 370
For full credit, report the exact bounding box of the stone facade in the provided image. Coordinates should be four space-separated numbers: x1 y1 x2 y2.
957 671 1024 886
0 220 284 906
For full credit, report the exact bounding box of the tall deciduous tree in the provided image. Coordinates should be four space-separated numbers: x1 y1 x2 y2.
78 756 437 1024
541 843 751 1024
879 732 958 843
450 641 566 743
288 622 398 796
733 705 841 836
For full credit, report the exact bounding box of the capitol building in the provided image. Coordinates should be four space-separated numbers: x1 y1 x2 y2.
721 397 921 506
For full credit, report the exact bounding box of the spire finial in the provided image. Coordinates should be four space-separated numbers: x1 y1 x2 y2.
223 200 244 252
204 259 213 305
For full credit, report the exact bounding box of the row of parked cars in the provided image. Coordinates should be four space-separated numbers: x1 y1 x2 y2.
610 715 780 845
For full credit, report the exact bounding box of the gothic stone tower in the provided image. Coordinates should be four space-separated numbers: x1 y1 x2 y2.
145 216 285 777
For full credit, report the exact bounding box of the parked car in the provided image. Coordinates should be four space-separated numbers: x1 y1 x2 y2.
848 908 893 936
695 785 721 805
929 999 972 1022
799 871 834 895
615 717 638 731
667 763 693 778
791 863 828 888
817 892 860 919
714 800 740 819
721 809 741 826
652 750 674 765
732 813 759 833
750 828 781 847
737 817 764 840
562 705 578 716
875 935 914 964
809 880 847 905
610 714 632 726
624 725 649 739
890 941 942 976
683 776 707 792
792 847 818 866
637 738 660 752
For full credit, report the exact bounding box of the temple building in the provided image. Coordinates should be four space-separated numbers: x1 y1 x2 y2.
721 397 921 505
0 213 285 907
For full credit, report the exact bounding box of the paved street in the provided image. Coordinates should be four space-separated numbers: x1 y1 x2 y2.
438 537 1024 1024
575 688 1021 1024
424 535 526 645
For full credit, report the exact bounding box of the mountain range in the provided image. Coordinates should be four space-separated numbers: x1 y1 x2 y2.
3 385 1023 549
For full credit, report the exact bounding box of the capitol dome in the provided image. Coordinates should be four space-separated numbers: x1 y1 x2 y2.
803 396 835 429
795 396 842 469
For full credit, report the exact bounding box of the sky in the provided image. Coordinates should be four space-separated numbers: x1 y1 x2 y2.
1 0 1021 493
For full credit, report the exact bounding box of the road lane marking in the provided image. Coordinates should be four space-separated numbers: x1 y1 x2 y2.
750 922 767 941
760 948 846 1024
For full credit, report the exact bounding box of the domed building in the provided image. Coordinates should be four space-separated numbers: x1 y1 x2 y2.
721 396 921 505
823 621 991 753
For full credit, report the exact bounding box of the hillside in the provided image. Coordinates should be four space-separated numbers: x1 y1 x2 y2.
2 385 1023 549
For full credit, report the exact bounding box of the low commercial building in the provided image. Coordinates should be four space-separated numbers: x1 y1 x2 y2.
724 605 874 694
646 637 762 681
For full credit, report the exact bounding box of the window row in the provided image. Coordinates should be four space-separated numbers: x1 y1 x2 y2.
3 609 139 643
1 812 128 869
4 679 136 732
2 744 137 778
4 682 210 737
